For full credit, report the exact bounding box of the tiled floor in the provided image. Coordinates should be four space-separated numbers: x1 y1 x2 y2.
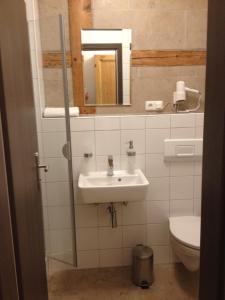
48 263 199 300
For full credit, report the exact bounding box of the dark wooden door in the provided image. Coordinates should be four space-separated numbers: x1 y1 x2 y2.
199 0 225 299
0 0 48 299
0 109 19 299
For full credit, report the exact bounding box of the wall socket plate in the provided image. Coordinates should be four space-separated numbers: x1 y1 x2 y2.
145 100 164 111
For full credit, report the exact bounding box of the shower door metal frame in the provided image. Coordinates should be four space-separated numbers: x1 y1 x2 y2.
59 14 77 267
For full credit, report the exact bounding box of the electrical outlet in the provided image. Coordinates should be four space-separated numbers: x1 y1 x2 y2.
145 101 164 111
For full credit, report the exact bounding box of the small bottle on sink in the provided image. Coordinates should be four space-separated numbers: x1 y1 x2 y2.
127 140 136 174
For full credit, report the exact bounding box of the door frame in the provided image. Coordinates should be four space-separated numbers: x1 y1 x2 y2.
0 76 19 299
0 0 48 299
199 0 225 299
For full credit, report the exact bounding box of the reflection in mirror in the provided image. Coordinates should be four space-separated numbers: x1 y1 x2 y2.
81 29 132 106
83 50 117 105
82 45 122 105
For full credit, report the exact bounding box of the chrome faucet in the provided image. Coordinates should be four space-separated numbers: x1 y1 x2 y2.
107 155 114 176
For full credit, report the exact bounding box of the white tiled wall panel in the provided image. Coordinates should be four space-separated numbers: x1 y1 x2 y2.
38 113 203 270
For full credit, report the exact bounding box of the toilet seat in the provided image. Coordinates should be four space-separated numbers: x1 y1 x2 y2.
169 216 201 250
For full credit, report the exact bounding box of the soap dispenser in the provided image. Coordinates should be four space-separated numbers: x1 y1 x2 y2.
127 140 136 174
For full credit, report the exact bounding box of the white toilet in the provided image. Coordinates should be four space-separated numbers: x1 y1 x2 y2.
169 216 201 272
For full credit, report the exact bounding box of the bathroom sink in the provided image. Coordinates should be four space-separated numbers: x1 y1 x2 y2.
78 169 149 204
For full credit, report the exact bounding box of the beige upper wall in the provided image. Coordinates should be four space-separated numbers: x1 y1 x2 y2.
38 0 208 113
92 0 208 50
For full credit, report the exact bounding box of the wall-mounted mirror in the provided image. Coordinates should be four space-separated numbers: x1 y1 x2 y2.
81 29 132 106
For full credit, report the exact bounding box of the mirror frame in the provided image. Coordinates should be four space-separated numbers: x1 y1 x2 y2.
82 43 123 106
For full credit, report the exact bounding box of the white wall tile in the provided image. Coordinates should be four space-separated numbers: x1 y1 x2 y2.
194 160 202 175
45 158 69 182
42 132 66 158
146 154 170 177
73 183 80 204
71 131 95 156
95 131 120 155
99 249 123 267
42 118 66 132
95 116 120 130
122 201 147 225
194 176 202 198
49 229 72 255
70 117 94 131
147 224 169 245
146 129 170 153
146 115 170 129
121 116 145 129
99 227 123 249
77 250 99 269
170 200 194 217
194 198 201 216
121 130 145 154
195 126 204 138
170 176 194 199
195 113 204 127
123 225 146 248
76 205 98 228
147 177 170 201
170 161 194 176
42 207 49 230
171 127 195 138
171 114 195 128
147 201 169 223
46 182 70 206
122 247 132 266
48 206 71 230
44 230 50 254
77 228 98 250
41 182 47 206
37 133 44 157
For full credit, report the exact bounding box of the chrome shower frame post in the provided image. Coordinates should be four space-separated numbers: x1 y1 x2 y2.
59 14 77 267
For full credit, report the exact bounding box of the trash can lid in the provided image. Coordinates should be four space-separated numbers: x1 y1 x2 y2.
132 244 153 259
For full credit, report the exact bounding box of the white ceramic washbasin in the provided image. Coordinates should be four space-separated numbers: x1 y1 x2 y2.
78 169 149 204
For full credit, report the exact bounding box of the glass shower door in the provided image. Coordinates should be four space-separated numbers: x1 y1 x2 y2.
38 14 77 267
59 14 77 266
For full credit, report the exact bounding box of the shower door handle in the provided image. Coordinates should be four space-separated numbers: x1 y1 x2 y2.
34 152 48 172
34 152 48 189
37 164 49 172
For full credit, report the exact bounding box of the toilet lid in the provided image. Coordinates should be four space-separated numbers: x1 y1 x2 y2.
169 216 201 250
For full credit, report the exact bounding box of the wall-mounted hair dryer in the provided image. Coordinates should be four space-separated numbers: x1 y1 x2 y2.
173 81 201 113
